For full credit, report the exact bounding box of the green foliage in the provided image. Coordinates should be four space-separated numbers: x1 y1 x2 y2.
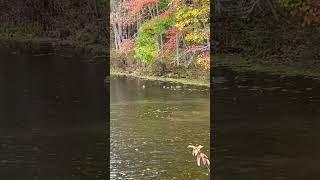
134 31 160 63
279 0 320 25
158 0 170 11
134 14 174 63
113 0 210 71
279 0 302 9
0 23 44 39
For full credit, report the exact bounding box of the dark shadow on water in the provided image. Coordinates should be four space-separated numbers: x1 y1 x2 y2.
213 67 320 180
0 50 108 180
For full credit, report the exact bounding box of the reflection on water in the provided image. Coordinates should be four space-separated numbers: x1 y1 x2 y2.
214 67 320 180
110 77 210 179
0 51 108 180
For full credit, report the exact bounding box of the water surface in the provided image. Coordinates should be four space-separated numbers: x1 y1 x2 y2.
0 50 108 180
214 67 320 180
110 76 210 179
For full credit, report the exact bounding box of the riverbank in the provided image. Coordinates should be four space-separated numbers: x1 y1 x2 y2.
213 8 320 80
0 21 107 57
0 36 107 57
111 69 210 87
213 54 320 80
0 1 107 57
111 50 210 87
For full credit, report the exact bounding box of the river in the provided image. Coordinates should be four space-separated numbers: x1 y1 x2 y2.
5 50 317 179
0 50 108 180
213 67 320 180
110 76 210 179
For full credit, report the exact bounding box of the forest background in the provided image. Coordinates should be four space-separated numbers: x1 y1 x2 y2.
0 0 319 79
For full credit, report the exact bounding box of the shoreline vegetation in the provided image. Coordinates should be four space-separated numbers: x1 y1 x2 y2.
110 0 210 85
0 24 108 57
0 0 108 57
0 32 107 57
111 68 210 87
1 1 319 83
213 1 320 80
2 32 320 83
214 54 320 81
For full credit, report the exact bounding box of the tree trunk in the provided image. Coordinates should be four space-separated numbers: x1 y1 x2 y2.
176 34 179 66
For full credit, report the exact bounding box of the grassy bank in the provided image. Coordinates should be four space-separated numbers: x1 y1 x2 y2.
0 24 106 57
0 37 106 57
110 50 210 86
213 54 320 80
214 8 320 77
111 68 209 87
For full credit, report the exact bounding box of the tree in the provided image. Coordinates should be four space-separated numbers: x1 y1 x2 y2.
279 0 320 25
111 0 210 71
